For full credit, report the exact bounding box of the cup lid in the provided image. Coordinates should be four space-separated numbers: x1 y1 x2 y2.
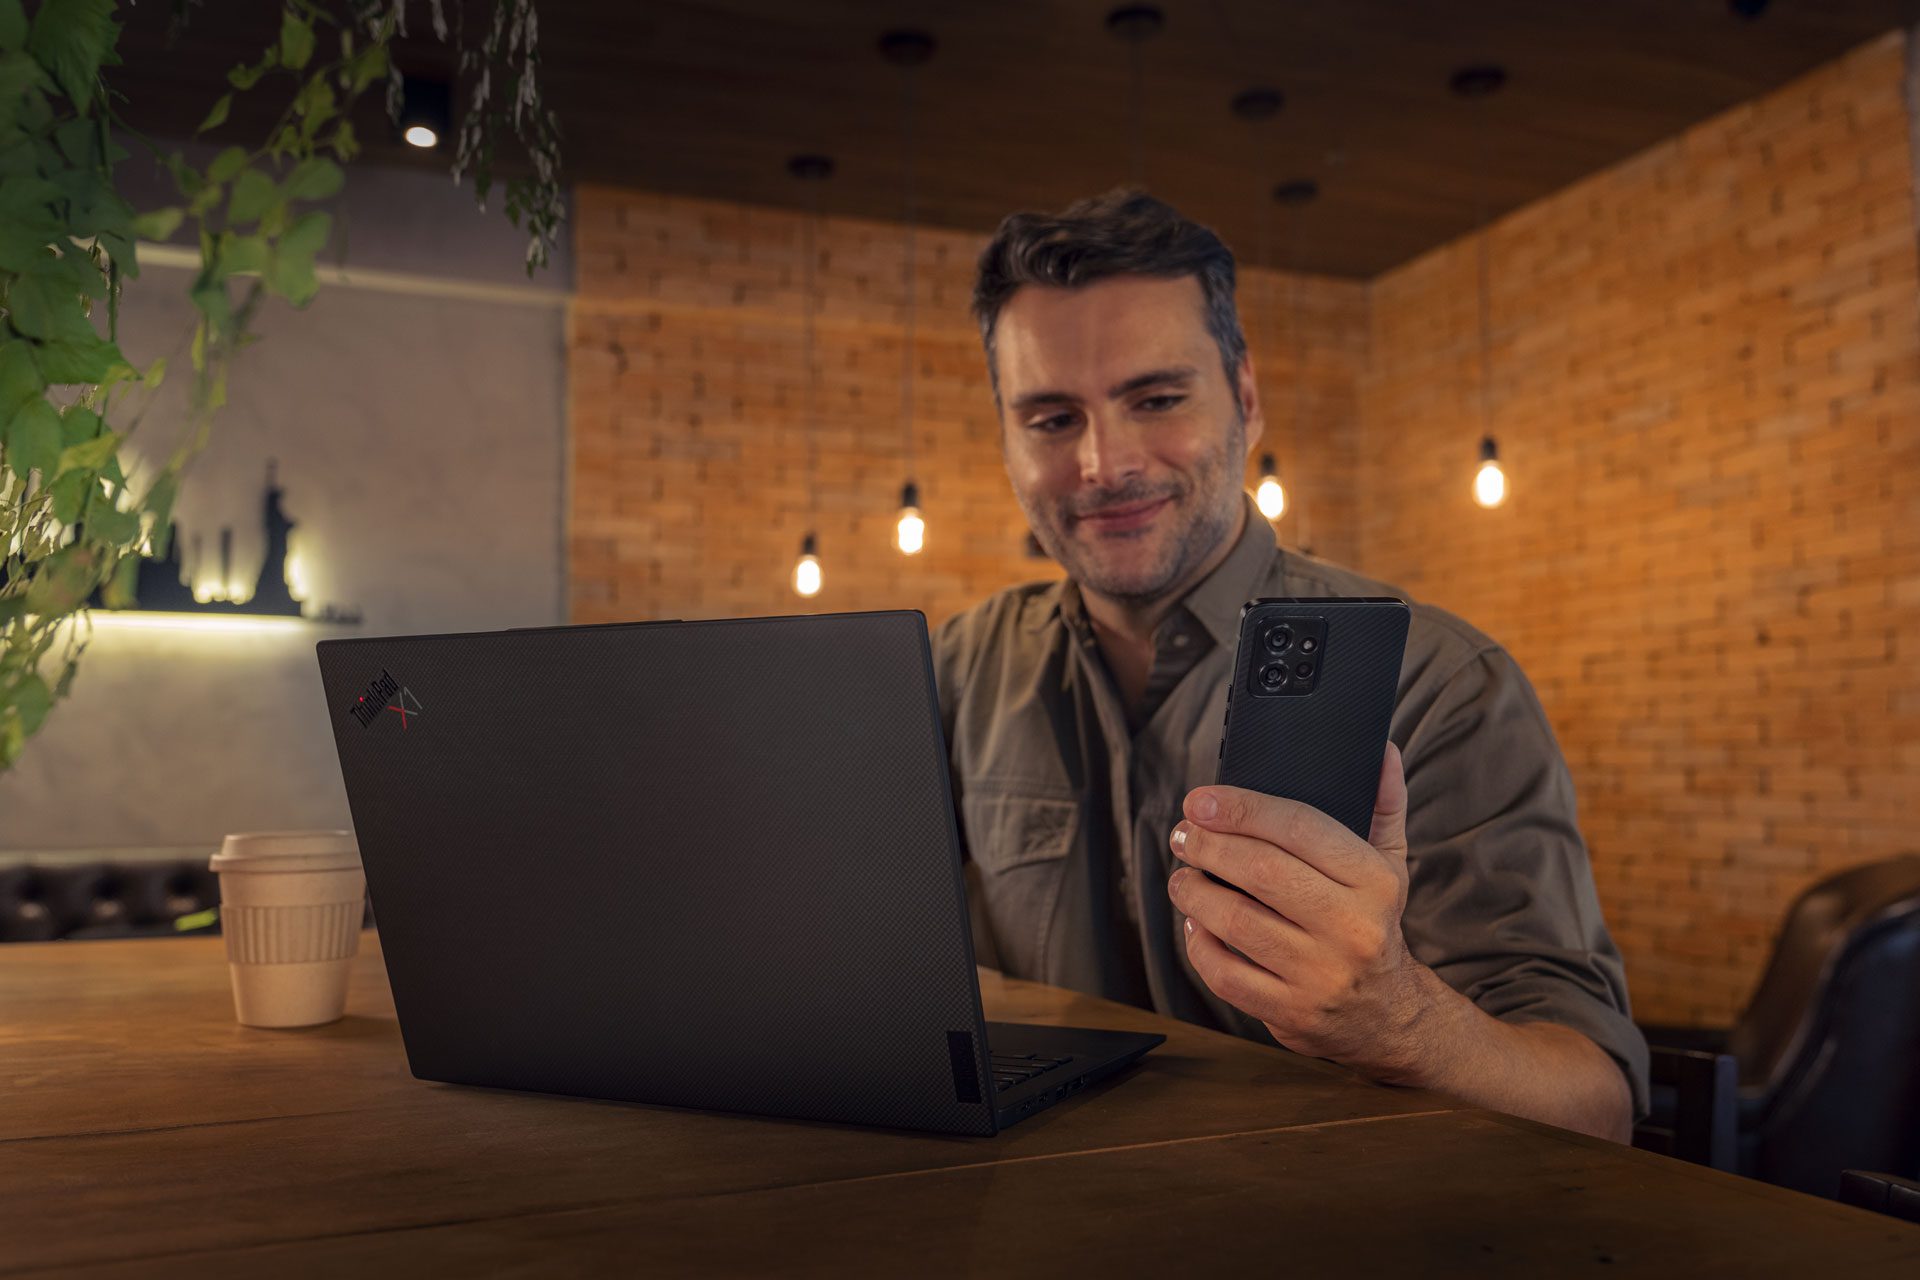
210 830 360 873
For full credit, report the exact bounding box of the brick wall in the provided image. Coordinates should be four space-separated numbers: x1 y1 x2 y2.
566 31 1920 1027
567 190 1368 628
1359 32 1920 1024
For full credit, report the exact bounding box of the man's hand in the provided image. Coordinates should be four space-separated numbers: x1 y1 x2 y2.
1167 742 1440 1081
1167 742 1635 1142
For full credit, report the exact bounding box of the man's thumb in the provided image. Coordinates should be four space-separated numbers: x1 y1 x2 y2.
1368 741 1409 862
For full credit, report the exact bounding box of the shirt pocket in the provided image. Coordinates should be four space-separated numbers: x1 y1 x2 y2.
959 785 1078 978
963 786 1077 869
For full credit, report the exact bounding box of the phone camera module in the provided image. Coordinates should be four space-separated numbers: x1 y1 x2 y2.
1294 661 1315 679
1264 625 1294 655
1259 663 1287 691
1299 637 1318 654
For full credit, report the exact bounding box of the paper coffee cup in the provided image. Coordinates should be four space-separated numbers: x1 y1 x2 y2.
209 831 365 1028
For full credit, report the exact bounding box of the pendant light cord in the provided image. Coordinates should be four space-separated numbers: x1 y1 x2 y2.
899 60 918 486
802 181 819 531
1474 100 1493 439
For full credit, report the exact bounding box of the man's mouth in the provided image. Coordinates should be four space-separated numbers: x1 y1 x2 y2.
1074 495 1173 534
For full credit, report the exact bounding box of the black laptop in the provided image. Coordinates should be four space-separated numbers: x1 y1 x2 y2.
316 610 1162 1136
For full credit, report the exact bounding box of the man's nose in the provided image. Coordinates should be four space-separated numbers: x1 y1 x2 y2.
1077 413 1147 491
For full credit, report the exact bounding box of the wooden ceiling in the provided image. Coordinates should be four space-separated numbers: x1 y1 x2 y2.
110 0 1920 278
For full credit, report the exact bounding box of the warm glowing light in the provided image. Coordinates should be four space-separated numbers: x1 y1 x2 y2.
1473 460 1508 509
1254 452 1286 520
404 125 439 149
287 549 311 602
1255 476 1286 520
86 612 312 634
793 554 822 597
895 507 925 555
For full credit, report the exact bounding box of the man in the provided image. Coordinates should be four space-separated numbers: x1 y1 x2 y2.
933 190 1646 1142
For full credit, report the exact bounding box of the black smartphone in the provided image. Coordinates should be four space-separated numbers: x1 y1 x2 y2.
1206 597 1411 892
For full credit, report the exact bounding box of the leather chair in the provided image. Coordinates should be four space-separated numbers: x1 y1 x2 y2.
1635 854 1920 1197
0 850 372 942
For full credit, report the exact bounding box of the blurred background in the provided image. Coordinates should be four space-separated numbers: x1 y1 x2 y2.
3 0 1917 1053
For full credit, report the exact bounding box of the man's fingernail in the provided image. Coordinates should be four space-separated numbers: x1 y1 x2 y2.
1171 824 1188 852
1192 793 1218 820
1184 917 1194 937
1168 867 1187 893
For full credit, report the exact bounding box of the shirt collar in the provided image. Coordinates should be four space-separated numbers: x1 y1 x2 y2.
1020 493 1281 646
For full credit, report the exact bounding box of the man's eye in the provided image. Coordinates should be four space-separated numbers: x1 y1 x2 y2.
1029 413 1076 433
1139 395 1185 412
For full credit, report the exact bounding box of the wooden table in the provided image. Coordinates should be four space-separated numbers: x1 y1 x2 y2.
4 936 1917 1277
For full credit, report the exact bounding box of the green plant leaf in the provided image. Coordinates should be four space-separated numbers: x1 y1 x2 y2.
185 178 222 218
83 493 137 544
227 47 276 91
278 12 313 71
207 146 247 182
4 396 59 478
130 205 183 242
281 209 330 257
143 471 176 535
57 403 98 446
0 51 52 138
0 1 27 52
284 156 343 204
0 338 41 420
227 167 279 224
10 673 49 735
347 44 386 93
55 427 115 476
99 546 138 607
23 541 98 614
141 355 164 388
53 115 95 166
327 119 358 162
197 91 231 133
4 271 79 339
0 133 37 178
25 0 115 114
266 248 317 305
0 175 63 241
33 332 123 384
46 467 87 522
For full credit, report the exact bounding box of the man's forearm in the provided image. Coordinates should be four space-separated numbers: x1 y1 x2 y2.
1372 965 1634 1143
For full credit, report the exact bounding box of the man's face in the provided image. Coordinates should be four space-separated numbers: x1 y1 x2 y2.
992 274 1263 604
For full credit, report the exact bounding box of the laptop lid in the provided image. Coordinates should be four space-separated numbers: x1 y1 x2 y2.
316 612 1000 1135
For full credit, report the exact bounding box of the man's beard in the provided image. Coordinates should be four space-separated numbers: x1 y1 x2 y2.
1020 420 1245 606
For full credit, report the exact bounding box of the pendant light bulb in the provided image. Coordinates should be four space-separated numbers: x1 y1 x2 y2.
793 533 823 598
1255 452 1287 520
1473 436 1508 509
894 481 925 555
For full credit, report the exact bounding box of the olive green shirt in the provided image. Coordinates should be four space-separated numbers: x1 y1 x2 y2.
932 497 1649 1118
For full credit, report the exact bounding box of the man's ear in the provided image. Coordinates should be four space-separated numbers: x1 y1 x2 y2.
1237 354 1266 459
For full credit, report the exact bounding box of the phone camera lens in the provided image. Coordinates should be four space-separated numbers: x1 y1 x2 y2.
1299 637 1318 654
1294 661 1315 679
1259 664 1287 690
1265 626 1293 655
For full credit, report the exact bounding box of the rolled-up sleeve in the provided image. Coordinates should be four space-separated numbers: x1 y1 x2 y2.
1398 645 1650 1121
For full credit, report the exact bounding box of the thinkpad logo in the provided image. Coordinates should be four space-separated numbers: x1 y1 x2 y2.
349 670 423 730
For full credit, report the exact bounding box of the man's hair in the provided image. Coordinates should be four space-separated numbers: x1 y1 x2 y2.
970 188 1248 409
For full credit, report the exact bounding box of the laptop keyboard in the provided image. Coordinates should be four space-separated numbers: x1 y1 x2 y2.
990 1051 1074 1093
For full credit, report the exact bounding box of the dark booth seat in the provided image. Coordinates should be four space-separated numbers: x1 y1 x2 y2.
1635 854 1920 1200
0 848 371 942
